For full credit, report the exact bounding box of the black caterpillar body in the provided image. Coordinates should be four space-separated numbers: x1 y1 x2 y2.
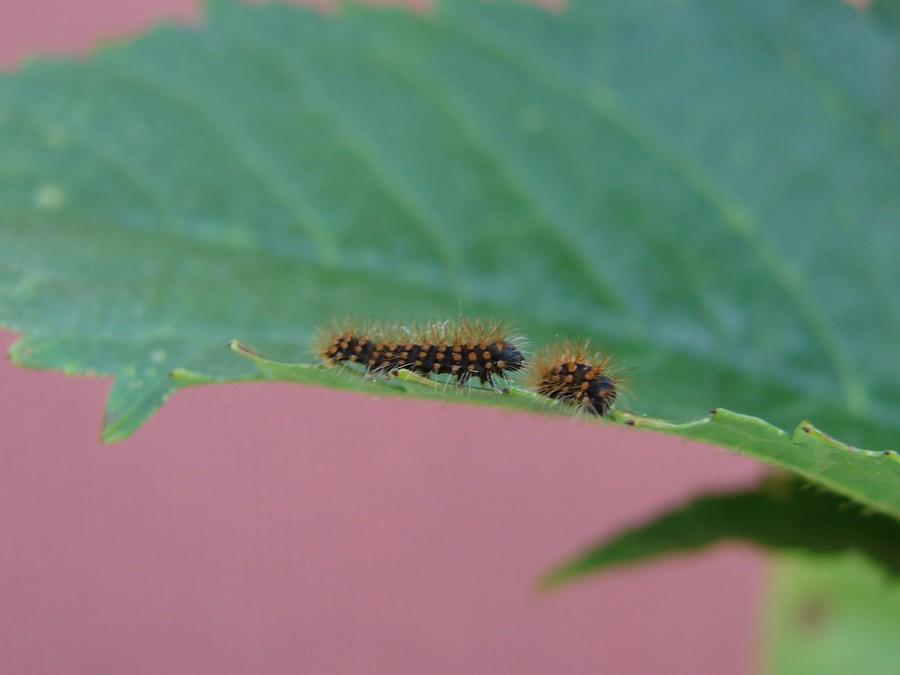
530 340 619 416
317 319 525 386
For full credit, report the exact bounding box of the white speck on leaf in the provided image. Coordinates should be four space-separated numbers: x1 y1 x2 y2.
33 184 65 210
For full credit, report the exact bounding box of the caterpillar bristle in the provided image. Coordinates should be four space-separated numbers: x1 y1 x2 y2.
314 317 527 387
528 339 621 416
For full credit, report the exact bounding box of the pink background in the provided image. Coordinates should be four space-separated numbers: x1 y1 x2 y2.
0 3 764 673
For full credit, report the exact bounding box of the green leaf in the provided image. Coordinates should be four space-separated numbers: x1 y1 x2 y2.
617 408 900 519
541 474 900 590
2 0 899 470
762 553 900 675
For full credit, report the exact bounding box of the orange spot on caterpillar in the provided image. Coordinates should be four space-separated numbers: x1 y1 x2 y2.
313 317 526 387
527 339 622 417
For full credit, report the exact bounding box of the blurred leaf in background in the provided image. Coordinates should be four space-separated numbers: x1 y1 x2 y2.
542 473 900 588
763 553 900 675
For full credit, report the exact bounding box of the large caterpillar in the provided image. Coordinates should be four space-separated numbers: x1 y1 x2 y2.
315 318 526 387
528 340 620 416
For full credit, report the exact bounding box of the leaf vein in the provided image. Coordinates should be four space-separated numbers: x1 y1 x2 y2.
225 25 469 300
366 29 629 316
451 12 868 413
101 62 340 266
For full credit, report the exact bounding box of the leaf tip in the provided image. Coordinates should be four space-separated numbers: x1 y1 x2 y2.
7 337 30 365
202 0 234 19
229 339 256 356
99 414 130 444
170 367 212 385
535 569 567 594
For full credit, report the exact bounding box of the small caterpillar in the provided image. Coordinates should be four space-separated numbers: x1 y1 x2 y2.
315 318 526 387
529 339 620 416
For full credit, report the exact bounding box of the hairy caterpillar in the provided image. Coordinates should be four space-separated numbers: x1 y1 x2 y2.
529 340 620 416
315 318 526 387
